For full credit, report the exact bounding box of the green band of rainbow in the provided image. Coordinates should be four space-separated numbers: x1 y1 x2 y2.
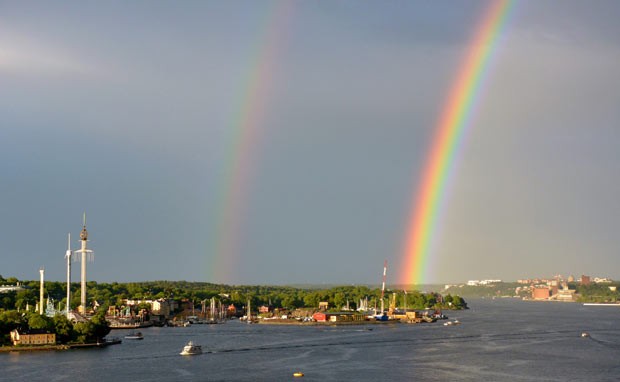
400 0 514 286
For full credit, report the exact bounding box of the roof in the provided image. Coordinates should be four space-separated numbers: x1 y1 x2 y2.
13 328 54 335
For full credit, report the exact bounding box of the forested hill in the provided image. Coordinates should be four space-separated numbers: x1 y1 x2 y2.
0 276 466 311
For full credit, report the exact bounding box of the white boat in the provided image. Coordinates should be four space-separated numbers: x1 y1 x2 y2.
180 341 202 355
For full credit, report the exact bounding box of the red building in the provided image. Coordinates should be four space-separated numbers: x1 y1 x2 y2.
532 286 551 300
580 275 591 285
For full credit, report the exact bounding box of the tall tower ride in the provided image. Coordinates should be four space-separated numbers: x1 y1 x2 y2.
74 213 94 314
65 233 72 318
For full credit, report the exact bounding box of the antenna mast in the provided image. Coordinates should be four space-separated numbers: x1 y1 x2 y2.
381 260 387 314
65 233 72 318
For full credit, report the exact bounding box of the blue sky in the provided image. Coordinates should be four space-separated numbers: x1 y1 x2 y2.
1 1 619 285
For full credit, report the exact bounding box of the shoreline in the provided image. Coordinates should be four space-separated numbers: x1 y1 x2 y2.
258 319 402 326
0 339 121 353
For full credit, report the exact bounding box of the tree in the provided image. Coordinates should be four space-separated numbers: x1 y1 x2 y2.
52 315 74 344
333 292 346 309
15 289 35 311
89 312 111 341
0 310 24 345
72 312 110 343
27 313 53 331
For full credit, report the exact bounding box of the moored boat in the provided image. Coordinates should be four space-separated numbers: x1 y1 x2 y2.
124 331 143 340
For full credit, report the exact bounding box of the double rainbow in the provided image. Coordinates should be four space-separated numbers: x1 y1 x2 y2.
208 2 293 283
400 1 515 286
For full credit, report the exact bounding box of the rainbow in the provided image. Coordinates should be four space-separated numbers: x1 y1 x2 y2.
400 1 514 286
208 2 293 283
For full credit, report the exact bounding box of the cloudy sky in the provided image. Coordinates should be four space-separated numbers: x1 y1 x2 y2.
1 0 619 285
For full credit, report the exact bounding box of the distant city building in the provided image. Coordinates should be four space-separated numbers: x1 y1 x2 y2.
0 283 24 293
567 275 575 282
593 277 612 284
532 286 551 300
580 275 591 285
467 279 502 286
556 284 576 302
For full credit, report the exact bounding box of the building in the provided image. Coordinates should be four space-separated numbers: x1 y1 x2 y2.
0 283 24 293
580 275 591 285
312 312 365 322
593 277 612 284
258 305 271 314
532 286 551 300
10 329 56 346
152 299 174 316
556 284 576 302
467 279 502 286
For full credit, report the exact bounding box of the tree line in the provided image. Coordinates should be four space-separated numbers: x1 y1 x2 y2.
0 275 467 313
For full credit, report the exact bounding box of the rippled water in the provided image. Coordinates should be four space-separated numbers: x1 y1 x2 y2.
2 299 619 381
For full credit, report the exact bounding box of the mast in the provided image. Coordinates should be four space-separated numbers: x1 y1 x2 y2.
380 260 387 314
66 233 72 318
39 268 45 315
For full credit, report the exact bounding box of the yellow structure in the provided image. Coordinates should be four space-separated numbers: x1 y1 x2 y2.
10 329 56 346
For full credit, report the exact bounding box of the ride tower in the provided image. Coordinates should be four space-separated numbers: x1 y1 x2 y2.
74 213 94 314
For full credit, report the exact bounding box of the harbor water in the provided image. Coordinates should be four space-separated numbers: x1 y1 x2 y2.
1 298 619 381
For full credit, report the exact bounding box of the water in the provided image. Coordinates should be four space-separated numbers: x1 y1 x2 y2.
2 299 619 381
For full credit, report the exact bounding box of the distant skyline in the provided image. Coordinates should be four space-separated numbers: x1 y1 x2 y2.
1 1 619 285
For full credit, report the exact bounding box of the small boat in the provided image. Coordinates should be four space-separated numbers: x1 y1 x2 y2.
124 331 144 340
581 332 590 338
293 372 304 377
180 341 202 355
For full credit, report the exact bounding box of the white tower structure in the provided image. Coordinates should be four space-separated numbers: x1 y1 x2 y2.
39 268 45 315
380 260 387 314
74 213 93 314
65 233 73 318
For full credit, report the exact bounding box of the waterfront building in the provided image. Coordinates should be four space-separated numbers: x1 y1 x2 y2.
532 286 551 300
10 329 56 346
556 284 576 302
152 299 173 316
259 305 271 314
312 312 365 322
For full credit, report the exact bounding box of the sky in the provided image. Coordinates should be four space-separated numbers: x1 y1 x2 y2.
1 0 619 286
